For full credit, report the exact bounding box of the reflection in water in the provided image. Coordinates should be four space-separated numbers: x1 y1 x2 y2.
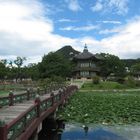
83 125 89 136
39 121 140 140
62 126 127 140
38 119 65 140
61 123 140 140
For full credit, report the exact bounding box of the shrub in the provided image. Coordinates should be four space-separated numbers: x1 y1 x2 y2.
124 76 136 88
116 77 125 84
135 80 140 87
92 76 100 84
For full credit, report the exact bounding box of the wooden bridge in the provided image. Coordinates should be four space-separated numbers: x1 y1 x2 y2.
0 85 78 140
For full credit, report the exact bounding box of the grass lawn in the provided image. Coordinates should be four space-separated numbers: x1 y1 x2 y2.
0 84 28 97
57 91 140 125
81 81 138 90
0 84 25 90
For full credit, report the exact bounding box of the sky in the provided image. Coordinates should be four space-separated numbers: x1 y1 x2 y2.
0 0 140 64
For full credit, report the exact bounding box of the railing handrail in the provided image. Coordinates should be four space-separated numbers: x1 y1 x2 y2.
0 86 56 108
7 104 37 130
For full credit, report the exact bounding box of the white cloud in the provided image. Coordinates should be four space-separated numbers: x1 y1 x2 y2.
0 0 54 41
108 0 129 15
91 2 103 12
99 28 121 34
81 17 140 58
101 17 140 58
91 0 129 15
97 20 121 24
60 24 99 31
58 18 77 22
0 0 79 63
65 0 82 12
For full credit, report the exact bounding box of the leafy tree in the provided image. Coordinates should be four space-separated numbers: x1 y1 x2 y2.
99 53 126 78
0 61 7 79
14 57 26 68
130 63 140 77
24 63 39 80
39 52 72 78
14 57 26 81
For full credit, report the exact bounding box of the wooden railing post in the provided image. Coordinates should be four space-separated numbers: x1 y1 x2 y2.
9 91 14 106
35 95 41 117
50 92 54 106
0 121 7 140
44 86 47 94
37 87 40 95
58 89 61 101
64 87 66 98
27 88 30 100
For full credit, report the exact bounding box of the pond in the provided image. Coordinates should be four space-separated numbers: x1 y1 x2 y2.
38 122 140 140
61 123 140 140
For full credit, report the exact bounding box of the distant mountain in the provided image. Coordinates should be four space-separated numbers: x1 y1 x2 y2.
56 46 140 66
56 45 80 59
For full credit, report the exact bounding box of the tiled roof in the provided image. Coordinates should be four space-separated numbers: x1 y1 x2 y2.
74 45 98 60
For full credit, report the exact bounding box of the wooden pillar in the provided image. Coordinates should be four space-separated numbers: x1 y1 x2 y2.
44 86 47 94
28 129 38 140
27 88 30 100
50 92 54 106
38 118 58 140
56 119 65 136
9 91 14 106
35 95 41 117
37 87 40 95
0 123 7 140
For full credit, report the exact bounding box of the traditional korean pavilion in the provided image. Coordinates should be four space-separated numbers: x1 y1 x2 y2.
73 44 100 78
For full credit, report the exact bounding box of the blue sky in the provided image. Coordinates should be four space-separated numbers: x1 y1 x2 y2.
0 0 140 64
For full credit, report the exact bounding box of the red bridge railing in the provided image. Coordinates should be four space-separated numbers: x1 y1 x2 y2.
0 85 78 140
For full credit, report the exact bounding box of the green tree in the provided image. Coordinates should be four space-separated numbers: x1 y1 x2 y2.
39 52 72 78
99 53 126 78
0 61 7 79
14 57 26 68
130 63 140 77
14 57 26 81
25 63 39 80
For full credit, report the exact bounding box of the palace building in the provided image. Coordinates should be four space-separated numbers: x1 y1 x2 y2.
73 45 100 78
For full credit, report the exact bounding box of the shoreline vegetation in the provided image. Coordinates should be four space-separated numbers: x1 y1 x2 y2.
80 81 140 90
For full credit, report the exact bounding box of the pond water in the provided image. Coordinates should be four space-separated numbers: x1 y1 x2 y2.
61 123 140 140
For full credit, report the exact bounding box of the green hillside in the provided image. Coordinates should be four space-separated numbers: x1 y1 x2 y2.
56 45 80 59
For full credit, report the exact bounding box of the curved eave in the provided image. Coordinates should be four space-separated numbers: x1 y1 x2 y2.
73 67 100 72
73 56 100 61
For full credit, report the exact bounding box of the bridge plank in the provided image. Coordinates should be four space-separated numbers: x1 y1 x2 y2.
0 100 35 124
0 92 54 124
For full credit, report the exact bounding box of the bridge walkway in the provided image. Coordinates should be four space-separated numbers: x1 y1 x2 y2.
0 85 78 140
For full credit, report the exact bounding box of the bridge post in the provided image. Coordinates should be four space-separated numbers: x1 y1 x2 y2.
27 88 30 100
44 86 47 94
38 117 65 140
28 129 38 140
9 91 14 106
35 95 41 117
50 92 54 106
0 123 7 140
56 119 65 139
37 87 40 95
